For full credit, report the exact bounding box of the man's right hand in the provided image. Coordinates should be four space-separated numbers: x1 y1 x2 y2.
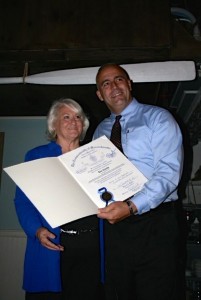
97 201 137 224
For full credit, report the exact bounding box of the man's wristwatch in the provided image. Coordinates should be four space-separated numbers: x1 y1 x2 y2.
126 199 135 215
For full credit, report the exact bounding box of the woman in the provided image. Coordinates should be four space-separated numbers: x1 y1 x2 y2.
14 98 102 300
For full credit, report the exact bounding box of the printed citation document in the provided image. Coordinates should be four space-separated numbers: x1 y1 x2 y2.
4 136 147 228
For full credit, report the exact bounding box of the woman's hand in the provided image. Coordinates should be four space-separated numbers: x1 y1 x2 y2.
36 227 64 251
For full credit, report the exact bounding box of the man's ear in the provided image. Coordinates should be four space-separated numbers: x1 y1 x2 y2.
128 79 132 91
96 90 104 102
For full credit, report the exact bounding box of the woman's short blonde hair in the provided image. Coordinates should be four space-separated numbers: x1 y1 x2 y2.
46 98 89 141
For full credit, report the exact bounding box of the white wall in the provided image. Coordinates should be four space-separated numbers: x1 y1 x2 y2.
0 230 26 300
0 117 47 230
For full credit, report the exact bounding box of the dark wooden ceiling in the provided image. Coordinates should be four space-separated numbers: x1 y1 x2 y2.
1 0 201 75
0 0 201 142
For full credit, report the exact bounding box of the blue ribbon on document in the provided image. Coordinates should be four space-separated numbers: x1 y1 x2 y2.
98 187 114 284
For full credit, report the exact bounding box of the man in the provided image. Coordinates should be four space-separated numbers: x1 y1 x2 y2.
93 63 185 300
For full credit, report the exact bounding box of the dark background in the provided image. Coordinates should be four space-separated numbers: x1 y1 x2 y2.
0 0 201 143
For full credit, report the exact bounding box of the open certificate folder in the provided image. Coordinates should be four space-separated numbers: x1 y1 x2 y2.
4 135 148 228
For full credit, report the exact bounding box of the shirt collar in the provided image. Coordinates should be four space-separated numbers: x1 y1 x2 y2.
110 98 138 119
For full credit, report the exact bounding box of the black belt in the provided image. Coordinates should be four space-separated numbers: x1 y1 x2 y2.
152 201 176 212
125 201 178 223
60 227 98 235
140 201 177 215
